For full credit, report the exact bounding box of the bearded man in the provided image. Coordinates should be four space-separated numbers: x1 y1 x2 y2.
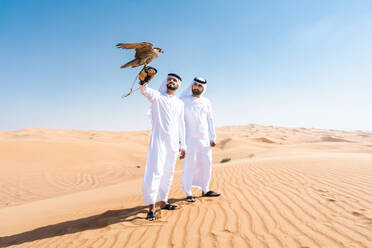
139 73 186 220
180 77 220 203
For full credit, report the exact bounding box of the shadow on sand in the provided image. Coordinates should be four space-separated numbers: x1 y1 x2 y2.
0 197 187 247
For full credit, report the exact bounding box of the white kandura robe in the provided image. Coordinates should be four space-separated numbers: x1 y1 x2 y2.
140 84 186 204
180 93 216 196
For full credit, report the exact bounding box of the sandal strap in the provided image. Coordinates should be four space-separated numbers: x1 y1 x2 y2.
186 196 195 202
162 203 178 210
146 211 156 220
204 190 220 196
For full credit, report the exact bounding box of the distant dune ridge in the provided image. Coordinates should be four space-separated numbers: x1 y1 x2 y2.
0 124 372 247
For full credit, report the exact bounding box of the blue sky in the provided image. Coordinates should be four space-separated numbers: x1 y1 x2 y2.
1 0 371 131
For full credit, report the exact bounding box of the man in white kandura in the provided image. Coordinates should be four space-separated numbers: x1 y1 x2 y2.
140 73 186 221
180 77 220 202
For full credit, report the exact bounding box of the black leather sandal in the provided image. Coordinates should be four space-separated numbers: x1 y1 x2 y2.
146 211 156 221
161 203 178 210
186 196 195 202
202 190 221 197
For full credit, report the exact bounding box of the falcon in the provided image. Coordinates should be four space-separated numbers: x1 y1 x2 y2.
116 42 164 69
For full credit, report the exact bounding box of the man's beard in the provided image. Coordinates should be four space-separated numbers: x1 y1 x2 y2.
192 89 201 95
167 84 177 90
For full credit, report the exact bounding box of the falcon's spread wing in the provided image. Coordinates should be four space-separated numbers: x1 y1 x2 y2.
116 42 154 59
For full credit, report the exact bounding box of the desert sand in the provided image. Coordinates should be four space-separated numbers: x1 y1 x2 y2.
0 124 371 248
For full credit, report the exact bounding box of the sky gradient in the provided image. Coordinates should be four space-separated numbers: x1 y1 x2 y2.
1 0 372 131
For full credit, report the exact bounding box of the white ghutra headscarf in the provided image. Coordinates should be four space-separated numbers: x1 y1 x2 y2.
158 73 182 94
179 77 207 98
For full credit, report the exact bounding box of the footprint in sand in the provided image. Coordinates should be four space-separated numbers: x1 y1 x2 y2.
351 211 372 226
352 211 363 217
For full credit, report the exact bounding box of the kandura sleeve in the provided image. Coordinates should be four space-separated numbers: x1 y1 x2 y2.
139 84 160 103
207 102 216 141
178 103 186 150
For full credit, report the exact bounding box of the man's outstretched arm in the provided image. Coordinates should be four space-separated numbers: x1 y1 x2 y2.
139 83 160 103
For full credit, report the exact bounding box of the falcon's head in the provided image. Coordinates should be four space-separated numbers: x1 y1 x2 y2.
154 48 164 54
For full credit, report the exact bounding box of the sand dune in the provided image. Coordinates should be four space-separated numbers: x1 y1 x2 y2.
0 125 372 247
321 136 354 143
252 137 277 143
